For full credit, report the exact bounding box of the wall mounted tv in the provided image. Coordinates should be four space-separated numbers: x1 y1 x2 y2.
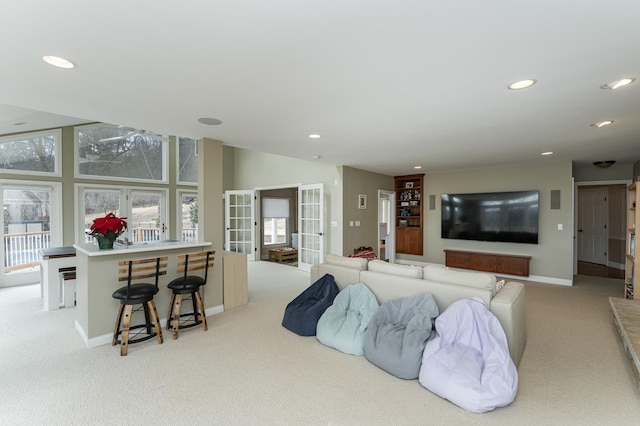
441 190 539 244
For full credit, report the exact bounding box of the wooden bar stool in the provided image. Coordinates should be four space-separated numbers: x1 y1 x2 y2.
112 256 167 356
166 251 215 339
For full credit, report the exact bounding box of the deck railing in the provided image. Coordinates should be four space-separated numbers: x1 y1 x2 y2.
5 228 199 273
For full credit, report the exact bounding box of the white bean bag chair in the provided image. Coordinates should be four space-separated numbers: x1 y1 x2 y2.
419 297 518 413
364 293 439 379
316 283 379 356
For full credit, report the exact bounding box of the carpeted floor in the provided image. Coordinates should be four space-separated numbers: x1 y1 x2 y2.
0 262 639 425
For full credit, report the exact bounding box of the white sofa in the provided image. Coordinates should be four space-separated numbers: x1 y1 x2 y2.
310 255 526 366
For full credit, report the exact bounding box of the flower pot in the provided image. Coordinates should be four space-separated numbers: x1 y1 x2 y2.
95 235 115 250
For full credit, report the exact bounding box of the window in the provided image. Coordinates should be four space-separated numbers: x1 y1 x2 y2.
77 184 168 244
178 191 198 242
178 137 198 185
75 124 167 183
0 129 61 176
263 198 289 245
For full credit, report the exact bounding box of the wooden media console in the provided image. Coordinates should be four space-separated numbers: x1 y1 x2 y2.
444 249 531 277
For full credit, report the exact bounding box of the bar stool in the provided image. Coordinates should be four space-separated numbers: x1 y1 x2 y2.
166 251 215 339
112 256 167 356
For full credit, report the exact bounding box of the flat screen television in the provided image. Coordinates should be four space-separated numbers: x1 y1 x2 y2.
441 190 539 244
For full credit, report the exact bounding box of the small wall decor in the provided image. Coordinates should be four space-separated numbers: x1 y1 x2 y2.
358 194 367 209
405 182 414 189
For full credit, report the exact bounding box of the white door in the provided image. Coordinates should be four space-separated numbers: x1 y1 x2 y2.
578 188 608 265
298 184 324 272
1 182 62 287
378 190 396 263
225 190 256 261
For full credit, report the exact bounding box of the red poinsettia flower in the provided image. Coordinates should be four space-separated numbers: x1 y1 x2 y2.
87 212 128 239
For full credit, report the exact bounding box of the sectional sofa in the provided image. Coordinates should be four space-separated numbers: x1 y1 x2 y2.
310 254 526 366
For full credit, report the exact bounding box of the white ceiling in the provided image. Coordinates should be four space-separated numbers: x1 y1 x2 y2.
1 1 639 176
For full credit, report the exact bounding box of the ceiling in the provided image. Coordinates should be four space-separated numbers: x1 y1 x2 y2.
1 1 639 177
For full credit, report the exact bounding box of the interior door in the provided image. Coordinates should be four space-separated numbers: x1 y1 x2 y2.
0 182 61 287
225 190 256 261
578 188 608 265
298 183 324 272
378 190 395 262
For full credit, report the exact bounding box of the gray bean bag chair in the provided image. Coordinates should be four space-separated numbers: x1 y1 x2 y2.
419 297 518 413
316 282 379 356
364 293 439 379
282 274 339 336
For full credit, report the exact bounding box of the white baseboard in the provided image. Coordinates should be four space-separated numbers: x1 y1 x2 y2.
76 303 225 349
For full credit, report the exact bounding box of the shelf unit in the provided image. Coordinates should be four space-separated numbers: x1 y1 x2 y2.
394 174 424 255
625 182 638 299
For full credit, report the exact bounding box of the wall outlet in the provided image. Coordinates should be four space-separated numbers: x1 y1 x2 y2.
557 224 563 230
349 221 354 227
355 221 361 227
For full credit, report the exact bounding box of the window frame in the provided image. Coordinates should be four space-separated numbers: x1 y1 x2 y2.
177 189 199 242
176 137 198 186
0 129 62 177
74 123 168 184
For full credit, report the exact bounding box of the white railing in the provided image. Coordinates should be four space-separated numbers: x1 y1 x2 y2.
4 228 198 273
4 231 51 272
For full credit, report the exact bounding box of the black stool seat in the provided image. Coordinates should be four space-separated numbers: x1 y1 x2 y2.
112 283 158 303
167 276 205 294
167 251 215 339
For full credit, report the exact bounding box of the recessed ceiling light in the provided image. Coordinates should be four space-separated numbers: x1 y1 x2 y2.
414 166 422 169
197 117 223 125
541 151 554 156
42 55 74 69
309 134 321 139
313 155 321 159
508 79 537 90
591 120 613 128
14 122 26 126
600 78 635 90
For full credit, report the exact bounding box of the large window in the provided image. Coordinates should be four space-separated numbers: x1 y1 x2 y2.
77 184 168 244
263 198 289 245
75 124 167 183
0 129 61 176
178 137 198 185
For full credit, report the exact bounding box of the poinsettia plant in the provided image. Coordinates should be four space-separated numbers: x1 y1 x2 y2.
87 212 128 240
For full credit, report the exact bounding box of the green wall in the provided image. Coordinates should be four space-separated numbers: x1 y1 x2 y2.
419 161 575 283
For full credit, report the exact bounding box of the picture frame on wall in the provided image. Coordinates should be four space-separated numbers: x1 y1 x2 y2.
358 194 367 209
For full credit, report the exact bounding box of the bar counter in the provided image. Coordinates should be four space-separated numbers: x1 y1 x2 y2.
73 240 213 347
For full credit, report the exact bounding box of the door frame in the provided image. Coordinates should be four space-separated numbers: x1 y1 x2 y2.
0 179 63 287
573 179 631 275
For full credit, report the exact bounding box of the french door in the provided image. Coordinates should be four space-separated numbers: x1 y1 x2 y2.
224 190 256 261
298 183 324 272
0 181 62 287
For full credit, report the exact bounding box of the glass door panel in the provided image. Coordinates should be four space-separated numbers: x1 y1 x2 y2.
1 184 59 286
298 184 324 271
225 190 255 260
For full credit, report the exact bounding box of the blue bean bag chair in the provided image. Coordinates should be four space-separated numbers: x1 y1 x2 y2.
316 282 379 356
282 274 339 336
364 293 439 379
419 297 518 413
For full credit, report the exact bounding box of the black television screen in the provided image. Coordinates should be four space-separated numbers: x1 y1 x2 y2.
441 190 539 244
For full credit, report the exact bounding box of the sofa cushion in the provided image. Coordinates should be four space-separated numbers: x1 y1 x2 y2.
423 265 496 295
368 260 423 279
282 274 340 336
316 282 379 356
364 293 439 379
325 253 369 270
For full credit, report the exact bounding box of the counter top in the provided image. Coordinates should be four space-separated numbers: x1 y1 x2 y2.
73 240 212 257
40 246 76 259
